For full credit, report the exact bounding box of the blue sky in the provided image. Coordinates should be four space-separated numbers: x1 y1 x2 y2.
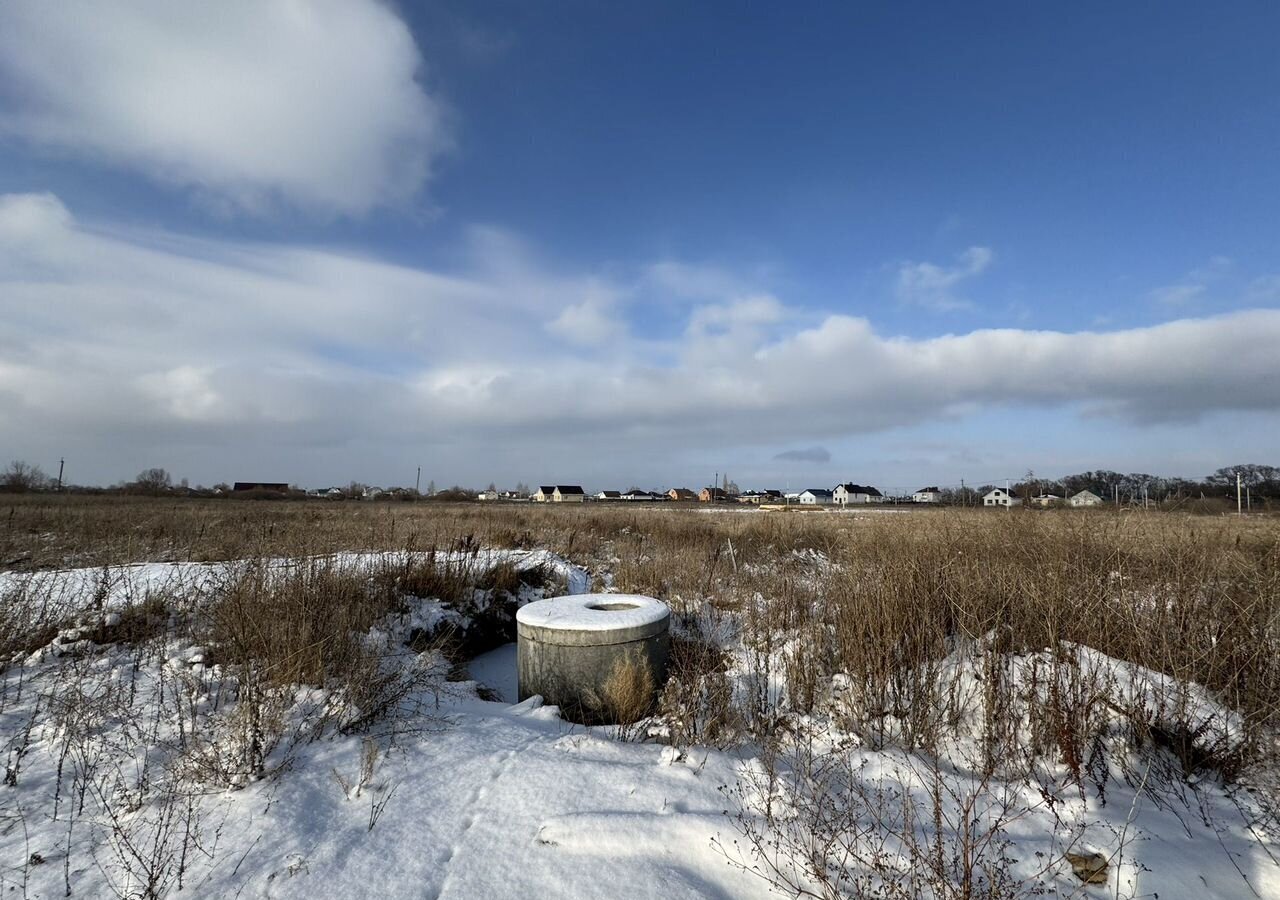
1 2 1278 491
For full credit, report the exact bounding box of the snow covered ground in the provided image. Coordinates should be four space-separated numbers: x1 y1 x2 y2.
191 693 772 900
0 646 772 898
2 549 1277 899
0 548 589 623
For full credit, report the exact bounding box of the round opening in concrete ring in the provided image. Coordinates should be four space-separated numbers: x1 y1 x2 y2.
516 593 670 725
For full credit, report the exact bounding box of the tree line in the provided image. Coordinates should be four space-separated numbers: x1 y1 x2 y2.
940 464 1280 506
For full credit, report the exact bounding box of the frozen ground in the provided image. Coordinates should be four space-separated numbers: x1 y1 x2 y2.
0 548 589 636
469 642 518 703
200 693 771 900
2 551 1277 899
0 651 772 899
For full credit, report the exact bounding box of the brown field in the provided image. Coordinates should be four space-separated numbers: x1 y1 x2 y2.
5 494 1277 744
3 494 1277 896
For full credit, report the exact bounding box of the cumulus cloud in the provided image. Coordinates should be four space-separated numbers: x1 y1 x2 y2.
546 283 627 345
3 194 1280 486
774 447 831 463
896 246 993 310
0 1 446 216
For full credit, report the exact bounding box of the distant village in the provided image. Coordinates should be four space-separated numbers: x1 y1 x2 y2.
495 482 1108 508
4 459 1275 511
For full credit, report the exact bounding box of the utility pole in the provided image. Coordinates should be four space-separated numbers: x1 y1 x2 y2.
56 457 65 491
960 478 965 507
1237 473 1243 517
415 466 421 494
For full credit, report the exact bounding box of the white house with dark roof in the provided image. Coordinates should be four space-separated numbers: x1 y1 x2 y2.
798 488 833 505
983 487 1021 507
912 487 943 503
596 490 622 501
621 489 663 501
833 483 883 505
533 485 586 503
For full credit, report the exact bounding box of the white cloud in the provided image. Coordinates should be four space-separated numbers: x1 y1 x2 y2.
3 195 1280 486
645 260 755 302
1244 274 1280 305
896 246 993 310
1148 256 1232 307
1149 283 1206 306
686 295 785 337
0 1 447 216
546 285 627 345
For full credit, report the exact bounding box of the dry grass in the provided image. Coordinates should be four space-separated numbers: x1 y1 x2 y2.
6 499 1276 732
601 651 658 728
2 496 1277 896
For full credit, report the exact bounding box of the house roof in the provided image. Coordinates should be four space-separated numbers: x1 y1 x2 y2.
836 483 882 496
598 490 621 497
802 488 833 497
556 485 585 494
915 487 941 493
538 485 555 493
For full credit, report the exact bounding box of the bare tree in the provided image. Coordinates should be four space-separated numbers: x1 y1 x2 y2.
134 468 172 494
1 460 49 492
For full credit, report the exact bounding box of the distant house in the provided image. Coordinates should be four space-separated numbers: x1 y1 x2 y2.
699 487 729 502
1031 494 1062 508
983 488 1022 508
1069 490 1104 507
737 490 783 505
622 489 664 501
596 490 622 501
833 483 883 505
533 485 585 503
668 488 697 502
912 487 943 504
798 488 833 505
233 482 288 493
478 489 500 501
